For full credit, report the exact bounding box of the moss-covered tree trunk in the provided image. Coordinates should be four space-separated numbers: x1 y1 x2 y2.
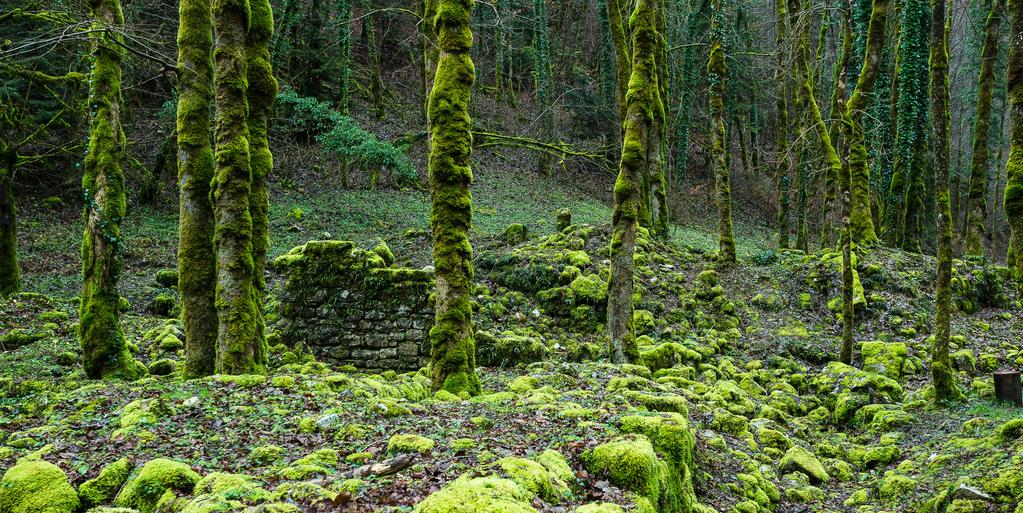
965 0 1002 258
609 0 660 363
212 0 265 375
0 146 19 297
247 0 277 373
81 0 144 380
650 0 669 240
422 0 439 118
337 0 354 114
427 0 482 396
607 0 631 128
843 0 887 246
177 0 218 377
673 0 710 185
822 14 853 248
1006 0 1023 291
774 0 791 249
710 0 735 262
362 0 385 119
532 0 555 174
791 0 844 255
929 0 962 402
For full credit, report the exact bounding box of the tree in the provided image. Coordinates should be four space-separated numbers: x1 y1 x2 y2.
177 0 218 377
843 0 887 246
247 0 278 372
427 0 482 396
1006 0 1023 291
774 0 791 250
0 137 18 298
212 0 266 375
928 0 962 403
81 0 145 380
532 0 555 174
337 0 354 114
608 0 661 363
709 0 735 263
964 0 1003 258
606 0 631 128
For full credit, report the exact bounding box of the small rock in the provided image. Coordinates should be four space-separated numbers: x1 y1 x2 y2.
316 413 341 430
182 396 200 408
953 484 994 502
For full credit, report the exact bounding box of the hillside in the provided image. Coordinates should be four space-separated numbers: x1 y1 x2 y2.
2 164 1021 513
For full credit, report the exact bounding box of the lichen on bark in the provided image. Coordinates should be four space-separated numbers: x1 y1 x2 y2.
177 0 218 377
427 0 482 396
81 0 145 380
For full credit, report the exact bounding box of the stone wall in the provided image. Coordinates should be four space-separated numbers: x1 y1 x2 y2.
274 240 434 370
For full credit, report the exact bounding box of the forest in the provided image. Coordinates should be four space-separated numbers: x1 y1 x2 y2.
1 0 1022 510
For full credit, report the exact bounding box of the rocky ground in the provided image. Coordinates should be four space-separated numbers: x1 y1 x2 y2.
2 214 1022 513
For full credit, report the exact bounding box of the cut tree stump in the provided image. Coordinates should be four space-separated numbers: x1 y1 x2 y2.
993 369 1022 406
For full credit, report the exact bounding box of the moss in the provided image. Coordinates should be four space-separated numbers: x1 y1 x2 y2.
276 464 329 480
584 435 661 502
388 434 435 455
508 375 539 393
78 457 132 508
295 448 339 467
997 418 1023 442
114 458 199 513
570 274 608 304
249 444 285 465
0 459 79 513
434 389 461 401
493 457 556 500
413 476 535 513
564 250 591 268
536 450 575 488
640 343 702 372
575 504 623 513
452 438 477 452
850 444 901 468
709 408 749 435
193 472 268 502
877 473 916 504
503 224 529 244
860 341 908 381
778 447 829 483
555 208 572 231
757 429 791 451
372 240 395 266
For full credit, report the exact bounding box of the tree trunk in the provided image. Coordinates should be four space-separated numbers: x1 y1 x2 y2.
427 0 482 396
338 0 354 114
609 0 661 363
844 0 887 246
775 0 791 249
533 0 555 174
0 147 19 297
1005 0 1023 291
607 0 631 129
710 0 735 263
822 14 852 247
929 0 962 402
247 0 277 374
178 0 218 377
81 0 144 380
965 0 1002 258
213 0 265 375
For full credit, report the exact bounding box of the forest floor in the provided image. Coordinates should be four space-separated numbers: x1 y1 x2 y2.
1 162 1021 513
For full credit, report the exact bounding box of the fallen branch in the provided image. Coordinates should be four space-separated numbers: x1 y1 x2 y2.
339 453 416 479
472 130 610 168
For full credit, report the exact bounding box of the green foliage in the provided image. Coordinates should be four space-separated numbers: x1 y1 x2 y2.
276 88 417 184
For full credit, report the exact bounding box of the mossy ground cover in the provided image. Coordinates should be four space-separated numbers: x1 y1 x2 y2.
5 162 1023 512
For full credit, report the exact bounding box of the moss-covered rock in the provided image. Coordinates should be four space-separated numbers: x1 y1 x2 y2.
860 341 908 381
493 457 556 501
413 476 536 513
78 458 132 508
778 447 829 483
388 434 435 455
0 459 80 513
249 444 286 465
876 473 916 504
114 458 199 513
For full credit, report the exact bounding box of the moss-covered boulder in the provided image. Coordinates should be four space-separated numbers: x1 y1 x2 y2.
493 457 557 501
387 434 435 455
78 458 132 508
0 459 80 513
583 431 695 513
413 476 536 513
860 341 908 381
114 458 200 513
778 447 829 483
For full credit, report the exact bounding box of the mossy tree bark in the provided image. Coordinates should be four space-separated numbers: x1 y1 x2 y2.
362 0 386 119
177 0 218 377
0 145 19 297
532 0 555 174
607 0 631 129
709 0 735 263
608 0 661 364
965 0 1002 258
650 0 669 240
791 0 844 254
1005 0 1023 291
822 14 852 247
843 0 887 246
337 0 354 115
81 0 144 380
427 0 482 396
929 0 962 403
774 0 791 249
422 0 439 118
247 0 277 372
212 0 266 375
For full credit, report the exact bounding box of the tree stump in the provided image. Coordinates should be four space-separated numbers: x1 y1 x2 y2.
994 369 1022 406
